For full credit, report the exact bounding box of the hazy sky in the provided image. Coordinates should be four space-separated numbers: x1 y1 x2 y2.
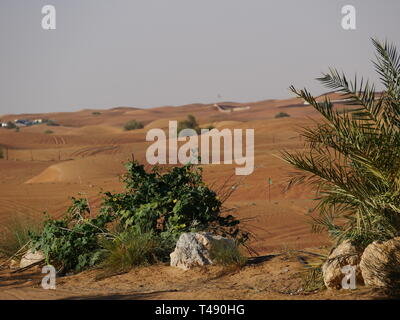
0 0 399 114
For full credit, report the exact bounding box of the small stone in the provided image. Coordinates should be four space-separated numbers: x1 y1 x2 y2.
20 249 45 268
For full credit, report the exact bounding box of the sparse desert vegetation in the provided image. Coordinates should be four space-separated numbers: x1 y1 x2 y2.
209 240 248 269
0 215 41 258
23 161 248 274
99 230 173 275
275 112 290 118
1 39 400 299
178 114 201 134
124 120 144 131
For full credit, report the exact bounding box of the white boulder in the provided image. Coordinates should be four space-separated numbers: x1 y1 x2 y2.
170 232 235 270
360 237 400 288
20 249 45 268
322 240 363 289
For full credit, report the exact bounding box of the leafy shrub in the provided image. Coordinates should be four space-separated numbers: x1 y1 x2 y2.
92 112 101 116
44 130 53 134
275 112 290 118
282 39 400 246
30 198 114 272
29 161 247 273
102 161 248 243
124 120 144 131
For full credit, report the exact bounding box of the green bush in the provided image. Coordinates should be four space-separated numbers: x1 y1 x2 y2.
178 115 216 135
124 120 144 131
275 112 290 118
28 161 247 273
30 198 114 272
102 161 248 243
92 112 101 116
282 39 400 246
44 130 53 134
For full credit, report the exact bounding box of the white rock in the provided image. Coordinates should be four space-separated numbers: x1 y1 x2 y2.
20 249 45 268
170 232 235 270
360 237 400 288
322 240 363 289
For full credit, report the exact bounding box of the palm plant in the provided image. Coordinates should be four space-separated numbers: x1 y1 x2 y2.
282 39 400 247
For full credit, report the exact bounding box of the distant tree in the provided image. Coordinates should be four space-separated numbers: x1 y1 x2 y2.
275 112 290 119
44 130 54 134
92 112 101 116
178 114 200 134
124 120 144 131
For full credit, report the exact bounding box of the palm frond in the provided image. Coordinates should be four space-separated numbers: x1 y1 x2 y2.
283 39 400 247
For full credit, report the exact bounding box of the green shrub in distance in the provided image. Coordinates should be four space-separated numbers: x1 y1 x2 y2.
275 112 290 118
178 114 200 134
124 120 144 131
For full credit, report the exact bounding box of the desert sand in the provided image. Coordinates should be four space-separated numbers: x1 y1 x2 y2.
0 95 377 300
